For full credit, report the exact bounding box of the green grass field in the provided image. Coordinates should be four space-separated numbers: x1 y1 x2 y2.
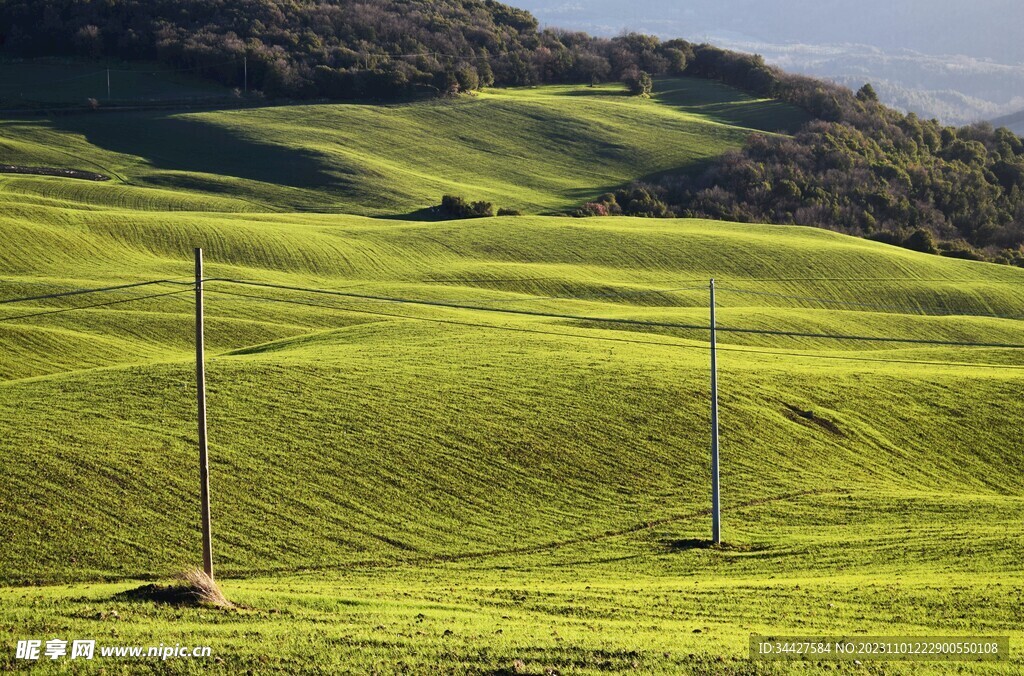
0 75 806 214
0 72 1021 673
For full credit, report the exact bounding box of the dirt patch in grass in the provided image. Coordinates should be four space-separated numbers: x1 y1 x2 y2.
115 569 233 608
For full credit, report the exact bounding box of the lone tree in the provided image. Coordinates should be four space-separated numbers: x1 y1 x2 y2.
440 195 494 218
856 83 879 102
623 68 653 97
903 228 938 254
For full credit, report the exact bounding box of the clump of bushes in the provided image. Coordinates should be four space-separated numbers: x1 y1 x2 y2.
574 188 670 218
622 67 653 97
438 195 522 219
576 193 621 217
440 194 494 218
992 247 1024 266
602 105 1024 264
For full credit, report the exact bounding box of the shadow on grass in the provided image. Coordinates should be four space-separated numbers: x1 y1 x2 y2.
664 539 770 553
49 111 338 190
114 571 233 608
652 77 809 134
377 206 450 222
553 155 723 215
665 538 718 551
115 583 208 606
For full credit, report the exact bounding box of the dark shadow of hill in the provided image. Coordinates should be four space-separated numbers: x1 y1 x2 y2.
652 77 810 134
48 110 338 189
557 155 722 207
378 206 451 221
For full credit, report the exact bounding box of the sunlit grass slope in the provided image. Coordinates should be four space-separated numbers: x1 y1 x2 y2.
0 77 806 215
1 206 1022 589
0 74 1021 674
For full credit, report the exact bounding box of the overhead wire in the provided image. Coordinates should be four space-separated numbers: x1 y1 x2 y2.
0 275 1021 367
347 283 710 304
0 279 191 305
717 284 1024 320
206 288 712 352
206 279 1024 349
0 289 192 323
205 287 1024 371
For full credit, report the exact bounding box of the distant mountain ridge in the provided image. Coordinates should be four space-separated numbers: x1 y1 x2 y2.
992 109 1024 136
515 0 1024 64
513 0 1024 127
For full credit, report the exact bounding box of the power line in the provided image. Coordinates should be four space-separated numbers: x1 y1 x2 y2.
0 274 1021 357
377 283 709 304
207 288 710 351
0 279 189 305
719 277 1024 283
705 324 1024 349
718 285 1024 320
206 288 1024 370
0 289 191 323
712 344 1024 371
208 279 1024 349
364 279 1021 318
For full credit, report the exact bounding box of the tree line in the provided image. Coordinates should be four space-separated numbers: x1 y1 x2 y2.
2 0 1022 263
581 70 1024 266
0 0 693 99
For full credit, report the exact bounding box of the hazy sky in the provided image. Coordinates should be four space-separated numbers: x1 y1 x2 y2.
509 0 1024 125
513 0 1024 64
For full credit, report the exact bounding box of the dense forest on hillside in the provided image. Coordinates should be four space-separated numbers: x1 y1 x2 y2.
588 64 1024 266
0 0 692 98
1 0 1022 263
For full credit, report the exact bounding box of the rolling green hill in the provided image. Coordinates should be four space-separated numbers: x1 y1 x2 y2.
0 77 1022 673
0 77 806 214
0 210 1022 578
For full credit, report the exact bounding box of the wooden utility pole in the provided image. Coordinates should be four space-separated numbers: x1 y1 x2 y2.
195 248 214 578
710 278 721 545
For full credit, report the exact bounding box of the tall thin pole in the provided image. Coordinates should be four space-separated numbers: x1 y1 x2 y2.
195 248 214 578
243 56 248 94
106 69 111 99
710 278 721 544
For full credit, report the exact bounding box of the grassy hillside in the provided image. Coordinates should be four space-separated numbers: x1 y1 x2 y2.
1 210 1022 671
2 207 1023 583
0 77 806 214
0 78 1021 673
